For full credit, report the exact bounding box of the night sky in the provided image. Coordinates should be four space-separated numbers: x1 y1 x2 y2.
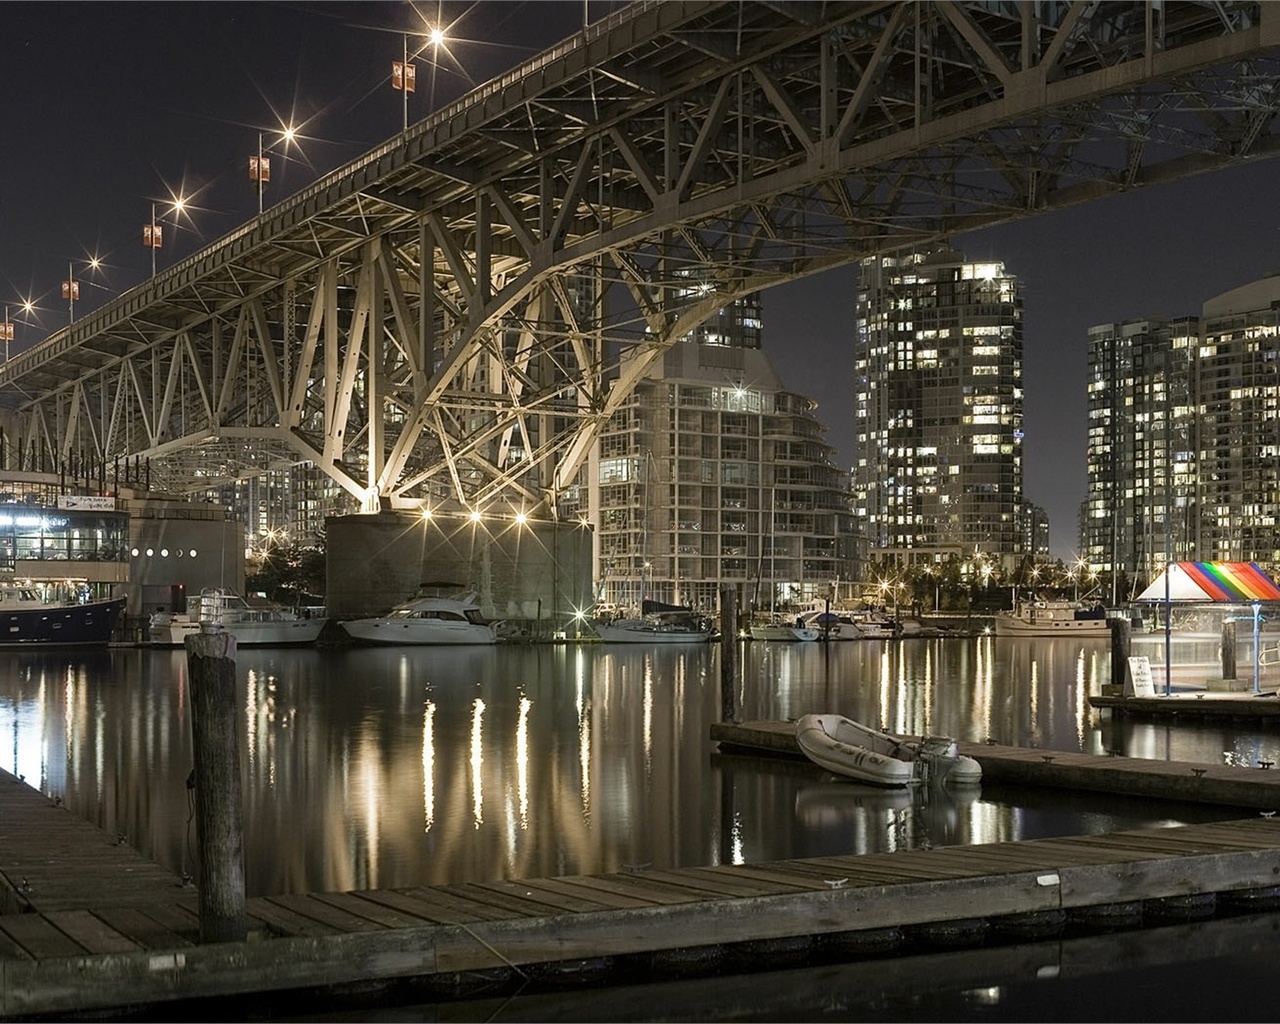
3 2 1279 559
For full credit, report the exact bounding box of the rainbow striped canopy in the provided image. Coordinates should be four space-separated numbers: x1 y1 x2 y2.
1136 562 1280 603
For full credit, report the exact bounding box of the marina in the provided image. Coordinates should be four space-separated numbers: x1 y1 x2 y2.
6 637 1280 1017
9 737 1280 1016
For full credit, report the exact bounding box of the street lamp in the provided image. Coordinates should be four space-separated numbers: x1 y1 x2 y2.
62 262 80 324
393 27 447 132
0 307 12 361
144 197 187 278
249 125 297 215
61 256 102 324
392 34 418 132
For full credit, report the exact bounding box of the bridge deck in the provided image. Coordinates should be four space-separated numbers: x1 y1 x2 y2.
5 763 1280 1016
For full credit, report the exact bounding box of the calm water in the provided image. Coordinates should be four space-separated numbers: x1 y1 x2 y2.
6 634 1280 1020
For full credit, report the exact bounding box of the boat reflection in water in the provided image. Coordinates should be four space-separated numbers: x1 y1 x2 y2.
0 636 1269 900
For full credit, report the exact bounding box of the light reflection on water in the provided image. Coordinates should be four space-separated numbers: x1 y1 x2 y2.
0 637 1277 898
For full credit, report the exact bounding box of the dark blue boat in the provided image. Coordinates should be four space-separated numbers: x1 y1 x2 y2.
0 587 126 645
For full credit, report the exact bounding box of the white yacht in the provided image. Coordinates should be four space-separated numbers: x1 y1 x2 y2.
148 590 327 646
340 585 498 645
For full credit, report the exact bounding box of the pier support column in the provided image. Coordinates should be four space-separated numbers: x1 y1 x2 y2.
186 629 247 943
1222 620 1237 680
720 585 738 723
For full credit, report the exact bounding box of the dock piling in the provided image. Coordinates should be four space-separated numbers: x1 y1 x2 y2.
720 584 738 722
1109 617 1130 690
186 628 247 943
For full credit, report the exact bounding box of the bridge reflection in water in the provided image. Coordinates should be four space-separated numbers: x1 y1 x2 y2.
0 637 1269 899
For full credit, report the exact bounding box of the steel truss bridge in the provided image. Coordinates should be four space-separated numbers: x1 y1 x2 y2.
2 0 1279 517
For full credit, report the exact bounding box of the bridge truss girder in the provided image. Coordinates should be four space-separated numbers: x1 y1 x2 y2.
3 0 1280 516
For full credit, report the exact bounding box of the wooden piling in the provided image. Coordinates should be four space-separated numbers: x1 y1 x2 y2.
1109 616 1130 690
720 585 738 723
1222 619 1237 680
186 628 247 943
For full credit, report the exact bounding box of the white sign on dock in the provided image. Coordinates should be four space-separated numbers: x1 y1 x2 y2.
1126 656 1155 697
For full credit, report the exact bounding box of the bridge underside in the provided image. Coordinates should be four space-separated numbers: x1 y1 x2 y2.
3 1 1279 517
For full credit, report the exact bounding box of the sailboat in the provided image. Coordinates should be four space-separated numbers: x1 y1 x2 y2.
749 488 818 641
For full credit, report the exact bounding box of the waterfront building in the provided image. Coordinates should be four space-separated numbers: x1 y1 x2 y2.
853 246 1026 572
1084 317 1199 584
1085 274 1280 584
586 292 853 615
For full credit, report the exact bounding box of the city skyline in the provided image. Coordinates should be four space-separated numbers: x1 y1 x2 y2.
3 3 1280 560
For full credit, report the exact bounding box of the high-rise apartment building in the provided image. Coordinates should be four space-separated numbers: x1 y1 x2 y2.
1083 317 1198 582
1085 274 1280 583
854 247 1025 569
587 295 853 613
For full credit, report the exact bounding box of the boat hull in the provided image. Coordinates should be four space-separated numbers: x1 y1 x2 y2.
593 622 713 643
795 713 982 787
796 715 916 787
993 616 1111 638
749 623 819 641
341 619 496 645
0 596 125 647
149 617 327 647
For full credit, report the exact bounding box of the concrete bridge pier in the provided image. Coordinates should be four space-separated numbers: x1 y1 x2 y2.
325 511 594 634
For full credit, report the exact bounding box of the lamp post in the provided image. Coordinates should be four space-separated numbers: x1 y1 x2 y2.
62 262 80 324
392 33 417 132
250 126 296 215
144 197 186 278
0 307 12 362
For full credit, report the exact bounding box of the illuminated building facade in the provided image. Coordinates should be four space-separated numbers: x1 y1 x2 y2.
1086 274 1280 582
854 247 1025 568
1084 317 1198 583
586 293 853 614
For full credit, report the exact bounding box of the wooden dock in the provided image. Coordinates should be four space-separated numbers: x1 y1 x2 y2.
712 719 1280 810
8 755 1280 1017
1089 690 1280 719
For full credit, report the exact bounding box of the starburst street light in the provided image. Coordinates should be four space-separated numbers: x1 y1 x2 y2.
61 256 101 324
392 25 447 132
249 124 297 215
143 196 189 278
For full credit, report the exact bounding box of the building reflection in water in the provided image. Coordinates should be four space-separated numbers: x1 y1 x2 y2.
0 638 1272 897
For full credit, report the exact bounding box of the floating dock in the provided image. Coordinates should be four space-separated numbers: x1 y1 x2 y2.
7 747 1280 1017
1089 690 1280 719
713 719 1280 809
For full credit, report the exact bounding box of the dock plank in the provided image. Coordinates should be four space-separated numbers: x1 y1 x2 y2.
352 887 505 926
92 906 196 951
307 892 434 930
42 910 141 955
394 885 532 922
245 898 344 938
263 894 389 934
514 876 656 911
643 866 812 898
550 873 708 907
0 914 88 959
464 879 610 915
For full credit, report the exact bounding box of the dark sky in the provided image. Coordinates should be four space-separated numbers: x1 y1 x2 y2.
3 2 1279 559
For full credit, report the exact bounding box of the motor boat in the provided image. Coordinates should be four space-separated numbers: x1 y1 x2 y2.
592 600 715 643
993 598 1112 638
748 617 819 642
795 714 982 788
0 583 125 646
148 589 327 646
799 608 907 640
340 584 498 645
